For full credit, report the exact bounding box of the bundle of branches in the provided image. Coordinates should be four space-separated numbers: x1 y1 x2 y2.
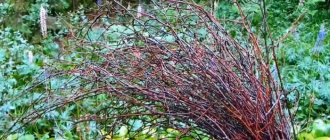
3 0 291 139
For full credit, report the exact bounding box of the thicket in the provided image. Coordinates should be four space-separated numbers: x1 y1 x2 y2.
0 0 329 140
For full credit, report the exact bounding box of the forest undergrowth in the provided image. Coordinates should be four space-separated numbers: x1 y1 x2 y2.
0 0 329 139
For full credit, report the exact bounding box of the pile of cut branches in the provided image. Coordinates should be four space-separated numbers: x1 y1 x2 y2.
4 0 291 139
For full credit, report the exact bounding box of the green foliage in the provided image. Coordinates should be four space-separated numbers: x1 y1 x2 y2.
0 1 76 137
1 0 330 139
214 0 330 137
279 23 330 137
0 1 212 139
0 27 42 137
0 3 13 24
269 0 330 137
298 119 330 140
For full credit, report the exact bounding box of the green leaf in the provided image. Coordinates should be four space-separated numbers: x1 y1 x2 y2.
118 126 128 137
298 132 314 140
17 135 34 140
164 35 175 43
7 134 18 140
0 49 6 62
129 120 143 131
314 137 330 140
312 119 330 137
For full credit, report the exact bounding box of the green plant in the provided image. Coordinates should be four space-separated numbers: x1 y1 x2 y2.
0 3 13 25
2 0 330 139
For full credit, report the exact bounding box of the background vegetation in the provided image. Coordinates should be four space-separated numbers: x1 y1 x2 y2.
0 0 329 139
